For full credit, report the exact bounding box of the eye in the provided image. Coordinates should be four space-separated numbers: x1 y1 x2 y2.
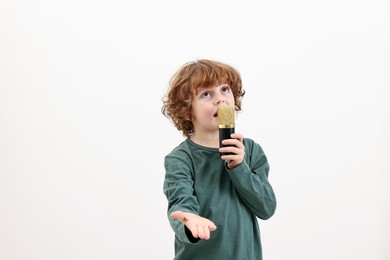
221 85 231 93
200 90 211 98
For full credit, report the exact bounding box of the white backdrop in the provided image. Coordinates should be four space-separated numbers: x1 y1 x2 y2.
1 1 389 259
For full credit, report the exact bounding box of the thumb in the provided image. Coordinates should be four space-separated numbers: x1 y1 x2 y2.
171 211 186 221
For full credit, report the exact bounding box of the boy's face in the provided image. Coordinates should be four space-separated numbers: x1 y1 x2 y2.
190 84 235 134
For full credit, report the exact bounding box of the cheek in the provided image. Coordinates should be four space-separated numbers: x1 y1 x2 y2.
228 95 235 106
192 104 208 118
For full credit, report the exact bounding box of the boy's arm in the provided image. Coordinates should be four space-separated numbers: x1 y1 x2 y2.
163 156 216 243
227 139 277 220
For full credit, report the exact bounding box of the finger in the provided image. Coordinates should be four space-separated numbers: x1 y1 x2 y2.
203 226 211 240
220 148 239 159
197 225 206 239
209 223 217 231
231 133 243 142
222 139 242 148
191 225 199 238
219 145 238 154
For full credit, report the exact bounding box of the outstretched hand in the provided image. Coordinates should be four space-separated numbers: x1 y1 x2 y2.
171 211 217 240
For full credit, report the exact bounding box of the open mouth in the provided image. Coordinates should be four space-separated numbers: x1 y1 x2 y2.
213 112 218 117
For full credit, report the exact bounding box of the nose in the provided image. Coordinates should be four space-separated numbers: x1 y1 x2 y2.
216 99 225 105
214 92 226 105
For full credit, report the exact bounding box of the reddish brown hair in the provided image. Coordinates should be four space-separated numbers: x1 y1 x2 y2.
161 59 245 137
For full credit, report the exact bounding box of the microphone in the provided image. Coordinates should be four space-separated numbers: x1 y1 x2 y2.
218 104 235 156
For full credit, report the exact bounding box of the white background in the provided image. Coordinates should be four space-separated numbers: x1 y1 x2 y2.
1 1 389 259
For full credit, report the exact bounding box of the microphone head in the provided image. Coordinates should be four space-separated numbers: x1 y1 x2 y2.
218 104 235 128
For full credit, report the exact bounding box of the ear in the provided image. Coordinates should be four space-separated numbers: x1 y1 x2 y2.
184 112 192 121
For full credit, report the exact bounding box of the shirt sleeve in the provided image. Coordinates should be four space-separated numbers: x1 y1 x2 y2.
163 154 200 244
227 139 277 220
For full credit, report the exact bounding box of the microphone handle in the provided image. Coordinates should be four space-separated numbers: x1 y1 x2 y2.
219 127 235 156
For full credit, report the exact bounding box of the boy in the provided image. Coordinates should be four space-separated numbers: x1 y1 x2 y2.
161 59 276 259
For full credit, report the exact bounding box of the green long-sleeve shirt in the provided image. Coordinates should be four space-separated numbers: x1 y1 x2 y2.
163 138 276 260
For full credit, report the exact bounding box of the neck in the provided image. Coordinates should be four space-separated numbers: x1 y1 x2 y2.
190 131 219 148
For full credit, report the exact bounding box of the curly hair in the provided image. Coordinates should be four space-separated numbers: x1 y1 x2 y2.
161 59 245 138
